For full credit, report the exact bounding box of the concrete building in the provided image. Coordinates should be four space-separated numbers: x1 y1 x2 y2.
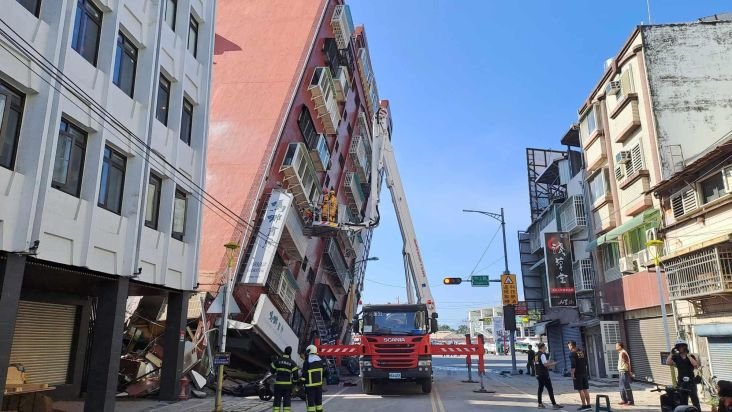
468 306 539 354
201 0 380 370
576 17 732 384
0 0 215 409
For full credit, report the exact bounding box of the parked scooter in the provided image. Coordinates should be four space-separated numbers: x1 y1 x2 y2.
651 384 698 412
257 371 307 401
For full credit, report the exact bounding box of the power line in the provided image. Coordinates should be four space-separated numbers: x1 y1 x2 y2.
468 225 501 276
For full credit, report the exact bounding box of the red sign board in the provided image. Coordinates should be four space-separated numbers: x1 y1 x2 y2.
515 301 528 316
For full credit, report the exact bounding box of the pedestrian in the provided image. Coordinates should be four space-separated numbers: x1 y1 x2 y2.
303 344 325 412
616 342 634 406
666 339 701 410
568 341 591 411
270 346 299 412
534 343 563 409
718 380 732 412
527 344 536 376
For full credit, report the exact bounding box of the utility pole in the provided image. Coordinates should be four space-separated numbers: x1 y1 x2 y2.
215 242 240 412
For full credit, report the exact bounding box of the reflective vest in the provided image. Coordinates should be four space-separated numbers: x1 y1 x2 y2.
270 355 299 386
303 355 325 387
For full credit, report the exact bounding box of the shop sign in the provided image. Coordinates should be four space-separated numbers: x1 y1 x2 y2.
544 232 576 307
242 190 293 285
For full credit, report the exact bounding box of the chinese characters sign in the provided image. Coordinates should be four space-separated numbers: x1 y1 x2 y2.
544 232 576 307
251 294 301 366
241 190 293 285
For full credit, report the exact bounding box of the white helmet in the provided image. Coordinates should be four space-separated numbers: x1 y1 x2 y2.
675 339 687 346
306 344 318 355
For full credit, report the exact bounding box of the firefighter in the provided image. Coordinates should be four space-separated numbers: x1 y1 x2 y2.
321 190 337 223
302 344 325 412
270 346 299 412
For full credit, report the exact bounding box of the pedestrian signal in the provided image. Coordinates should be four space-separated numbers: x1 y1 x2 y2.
443 278 462 285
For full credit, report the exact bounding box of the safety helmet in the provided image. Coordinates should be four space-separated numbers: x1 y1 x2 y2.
675 339 688 346
306 344 318 355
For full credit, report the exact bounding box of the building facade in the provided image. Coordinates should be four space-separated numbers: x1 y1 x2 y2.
201 0 380 370
0 0 215 410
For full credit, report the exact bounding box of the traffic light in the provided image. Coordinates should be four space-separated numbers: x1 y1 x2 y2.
443 277 462 285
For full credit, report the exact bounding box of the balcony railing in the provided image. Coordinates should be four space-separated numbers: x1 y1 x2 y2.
280 142 321 207
333 67 350 102
308 133 330 172
325 239 351 292
266 266 298 314
344 172 365 215
331 4 354 49
573 259 595 293
309 67 341 135
664 245 732 300
559 195 587 234
350 136 370 182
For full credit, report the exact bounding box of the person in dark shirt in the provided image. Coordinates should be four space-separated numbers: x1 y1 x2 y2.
534 343 563 409
568 341 591 411
527 344 536 376
666 339 700 410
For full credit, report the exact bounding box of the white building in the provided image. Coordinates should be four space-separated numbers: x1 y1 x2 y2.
0 1 214 410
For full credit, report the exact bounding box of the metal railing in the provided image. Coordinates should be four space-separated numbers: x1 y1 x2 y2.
559 195 587 234
664 245 732 300
573 259 595 292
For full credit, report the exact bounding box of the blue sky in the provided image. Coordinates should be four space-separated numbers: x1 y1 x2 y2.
348 0 730 328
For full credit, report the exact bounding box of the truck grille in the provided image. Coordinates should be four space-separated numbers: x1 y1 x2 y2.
373 343 417 369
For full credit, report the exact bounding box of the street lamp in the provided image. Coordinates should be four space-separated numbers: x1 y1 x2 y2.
215 242 240 412
462 208 518 375
647 239 677 383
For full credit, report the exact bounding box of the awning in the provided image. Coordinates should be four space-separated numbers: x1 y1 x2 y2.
694 323 732 337
533 320 558 336
529 258 546 272
586 209 660 252
660 233 732 262
569 318 601 328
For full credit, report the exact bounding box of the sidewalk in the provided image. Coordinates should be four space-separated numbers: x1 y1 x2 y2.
114 396 271 412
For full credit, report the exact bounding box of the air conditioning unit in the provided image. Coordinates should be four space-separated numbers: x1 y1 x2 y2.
616 151 632 164
636 249 653 268
645 228 658 242
609 80 622 94
618 256 636 274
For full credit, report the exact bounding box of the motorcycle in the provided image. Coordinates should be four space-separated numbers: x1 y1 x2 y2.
257 371 307 402
651 383 698 412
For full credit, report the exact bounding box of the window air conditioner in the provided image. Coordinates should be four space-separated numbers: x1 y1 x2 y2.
615 151 631 164
609 80 622 94
636 249 652 268
618 256 636 274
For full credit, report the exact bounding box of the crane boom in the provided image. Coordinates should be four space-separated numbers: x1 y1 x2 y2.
363 101 435 315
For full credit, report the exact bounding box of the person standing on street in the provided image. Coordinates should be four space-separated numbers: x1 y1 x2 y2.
270 346 299 412
666 339 701 410
527 344 536 376
303 344 325 412
568 341 591 411
616 342 635 406
535 343 564 409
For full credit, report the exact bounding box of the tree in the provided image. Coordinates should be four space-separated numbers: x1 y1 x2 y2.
456 325 469 335
438 324 454 331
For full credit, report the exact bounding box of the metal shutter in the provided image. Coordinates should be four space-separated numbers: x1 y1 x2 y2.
9 301 78 385
546 325 581 375
707 337 732 381
626 316 677 385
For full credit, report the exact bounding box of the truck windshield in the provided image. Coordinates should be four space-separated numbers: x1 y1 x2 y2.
362 310 427 335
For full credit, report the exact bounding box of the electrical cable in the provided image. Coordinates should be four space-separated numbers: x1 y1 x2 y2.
468 225 501 276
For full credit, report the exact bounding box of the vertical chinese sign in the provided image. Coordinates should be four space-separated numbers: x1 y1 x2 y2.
544 232 576 307
241 189 294 285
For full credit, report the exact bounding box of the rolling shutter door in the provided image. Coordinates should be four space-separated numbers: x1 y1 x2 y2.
559 325 582 375
9 301 78 385
626 316 676 385
707 337 732 381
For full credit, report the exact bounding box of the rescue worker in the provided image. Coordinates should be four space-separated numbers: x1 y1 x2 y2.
302 344 325 412
270 346 299 412
324 190 338 223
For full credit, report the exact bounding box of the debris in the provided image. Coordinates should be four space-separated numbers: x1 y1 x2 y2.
125 378 160 397
190 370 207 390
191 389 207 398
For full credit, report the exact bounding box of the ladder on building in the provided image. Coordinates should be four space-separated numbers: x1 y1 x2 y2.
310 300 339 379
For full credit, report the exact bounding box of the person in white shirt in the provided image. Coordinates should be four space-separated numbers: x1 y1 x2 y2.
616 342 635 406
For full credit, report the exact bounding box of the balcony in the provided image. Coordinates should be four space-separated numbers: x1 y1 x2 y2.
357 48 379 118
280 142 322 208
309 67 341 135
331 4 354 49
281 207 308 261
325 238 351 293
592 202 616 234
609 95 641 144
664 244 732 301
308 133 331 172
333 67 350 102
573 259 595 293
559 195 587 234
584 136 607 173
266 266 298 315
344 172 365 215
358 111 371 141
350 136 370 182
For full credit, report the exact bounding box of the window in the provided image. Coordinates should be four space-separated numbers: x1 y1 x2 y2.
145 173 162 229
0 80 25 170
338 153 345 168
624 143 644 176
156 74 171 125
113 32 137 97
324 174 330 188
323 38 339 75
700 172 726 204
98 146 126 214
71 0 102 66
671 187 699 218
16 0 41 16
347 122 353 137
52 119 87 197
623 225 650 256
334 140 339 153
180 98 193 145
298 106 318 149
291 307 305 338
165 0 176 30
581 106 599 142
588 169 609 204
601 243 620 272
300 256 309 272
172 187 187 240
187 15 198 57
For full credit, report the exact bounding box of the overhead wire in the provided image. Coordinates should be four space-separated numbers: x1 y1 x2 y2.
468 225 501 276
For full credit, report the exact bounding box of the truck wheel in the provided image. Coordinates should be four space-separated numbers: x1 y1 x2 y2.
421 378 432 394
362 378 374 395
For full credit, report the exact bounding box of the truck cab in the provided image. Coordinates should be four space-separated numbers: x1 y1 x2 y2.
353 304 438 394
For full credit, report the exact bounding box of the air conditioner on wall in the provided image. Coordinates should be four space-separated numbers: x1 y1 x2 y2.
618 256 636 274
616 151 631 164
636 249 652 268
608 80 622 94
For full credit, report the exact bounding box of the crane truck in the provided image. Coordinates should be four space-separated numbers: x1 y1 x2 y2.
315 101 485 394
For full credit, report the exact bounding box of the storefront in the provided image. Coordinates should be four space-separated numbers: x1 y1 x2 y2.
695 323 732 381
625 314 677 384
